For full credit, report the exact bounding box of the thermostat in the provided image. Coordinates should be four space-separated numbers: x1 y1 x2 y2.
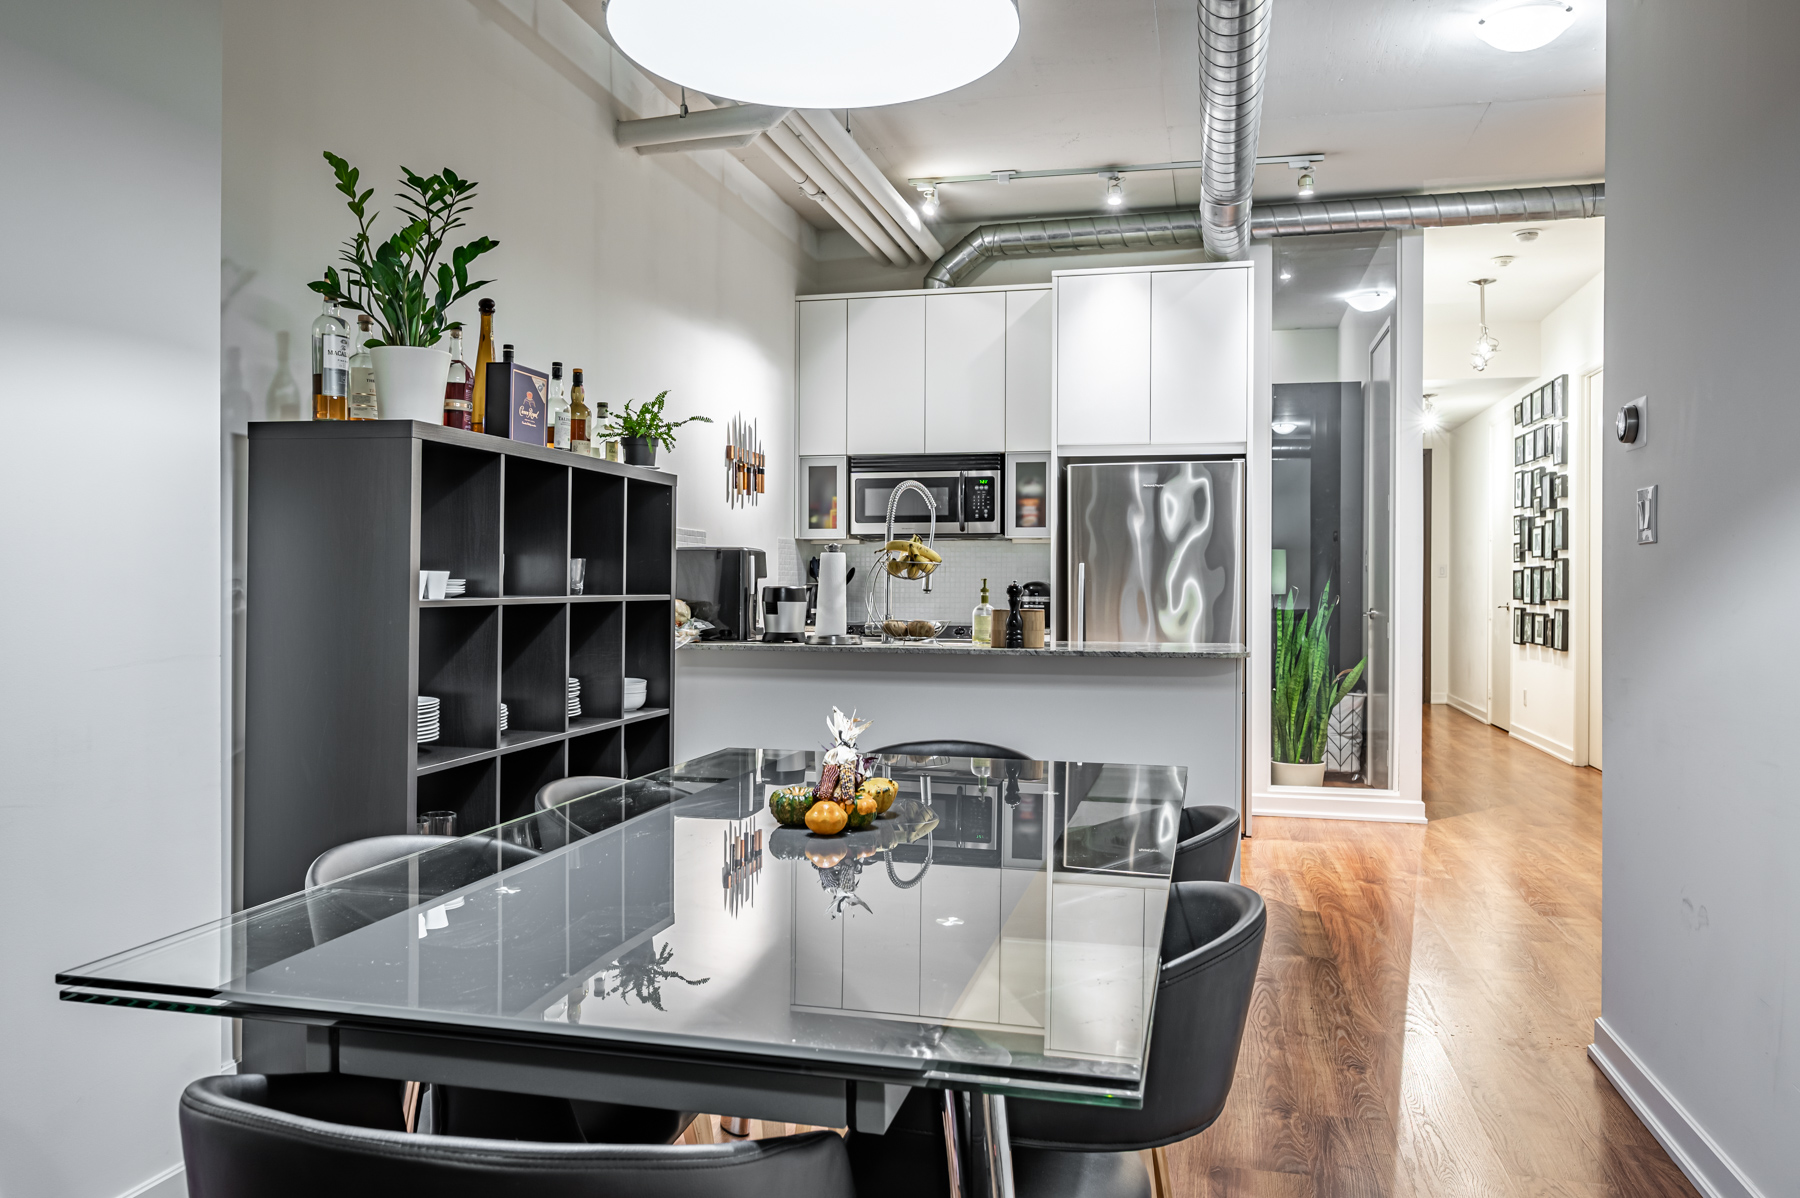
1617 396 1648 449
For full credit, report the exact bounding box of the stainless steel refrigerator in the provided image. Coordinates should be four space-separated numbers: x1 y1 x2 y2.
1064 460 1244 645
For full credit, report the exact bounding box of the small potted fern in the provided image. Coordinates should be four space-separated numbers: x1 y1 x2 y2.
600 390 712 466
1272 579 1365 787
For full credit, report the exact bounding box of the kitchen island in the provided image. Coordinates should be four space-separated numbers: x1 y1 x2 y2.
675 639 1247 812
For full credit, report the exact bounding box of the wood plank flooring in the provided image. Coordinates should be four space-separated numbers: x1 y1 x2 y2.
1168 705 1699 1198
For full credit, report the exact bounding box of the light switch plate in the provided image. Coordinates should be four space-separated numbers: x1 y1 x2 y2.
1636 484 1658 544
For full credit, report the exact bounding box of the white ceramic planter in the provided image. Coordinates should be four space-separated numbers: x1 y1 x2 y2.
370 346 451 423
1271 760 1326 788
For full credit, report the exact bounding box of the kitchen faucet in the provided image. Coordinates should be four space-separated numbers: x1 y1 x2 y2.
882 479 937 638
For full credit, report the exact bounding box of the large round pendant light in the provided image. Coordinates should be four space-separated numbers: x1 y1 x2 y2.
607 0 1020 110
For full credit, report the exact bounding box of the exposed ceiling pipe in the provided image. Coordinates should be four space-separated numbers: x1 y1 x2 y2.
786 118 924 264
764 123 913 266
753 133 888 262
616 103 792 153
795 110 945 261
921 183 1606 288
1197 0 1272 260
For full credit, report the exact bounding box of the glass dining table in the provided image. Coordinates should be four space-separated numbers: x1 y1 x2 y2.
59 748 1188 1198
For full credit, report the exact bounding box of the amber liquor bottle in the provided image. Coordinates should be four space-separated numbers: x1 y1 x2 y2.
569 368 591 455
310 298 349 420
470 298 496 433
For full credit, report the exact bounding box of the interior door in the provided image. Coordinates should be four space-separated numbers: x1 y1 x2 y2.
1363 324 1394 789
1487 404 1512 730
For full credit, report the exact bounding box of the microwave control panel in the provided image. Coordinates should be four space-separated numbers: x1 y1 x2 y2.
964 474 996 522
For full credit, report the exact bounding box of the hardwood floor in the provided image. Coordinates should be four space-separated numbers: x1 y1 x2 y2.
1169 705 1699 1198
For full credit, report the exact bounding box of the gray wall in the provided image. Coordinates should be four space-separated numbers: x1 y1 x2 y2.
1601 1 1800 1193
0 2 226 1196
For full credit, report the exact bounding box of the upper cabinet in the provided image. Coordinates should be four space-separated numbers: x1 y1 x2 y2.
925 290 1006 453
797 299 847 456
1055 263 1252 448
794 286 1053 463
847 296 926 454
1005 289 1052 451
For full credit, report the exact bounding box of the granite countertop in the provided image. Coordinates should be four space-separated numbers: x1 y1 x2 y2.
680 638 1248 659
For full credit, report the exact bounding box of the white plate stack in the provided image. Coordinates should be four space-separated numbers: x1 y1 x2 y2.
498 702 509 733
445 578 467 597
567 677 582 719
623 676 648 713
417 696 441 744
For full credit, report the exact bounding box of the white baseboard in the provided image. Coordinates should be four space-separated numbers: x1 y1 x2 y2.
1429 690 1448 704
1509 722 1575 764
1447 694 1489 723
1589 1017 1767 1198
117 1163 184 1198
1252 788 1428 824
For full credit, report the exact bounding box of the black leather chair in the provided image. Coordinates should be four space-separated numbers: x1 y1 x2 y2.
179 1073 853 1198
1171 805 1240 884
870 740 1027 759
1006 882 1266 1198
534 775 625 848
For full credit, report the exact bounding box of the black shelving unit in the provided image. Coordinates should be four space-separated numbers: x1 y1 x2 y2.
243 420 677 905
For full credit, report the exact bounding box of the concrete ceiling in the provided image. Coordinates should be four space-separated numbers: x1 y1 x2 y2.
1422 218 1605 322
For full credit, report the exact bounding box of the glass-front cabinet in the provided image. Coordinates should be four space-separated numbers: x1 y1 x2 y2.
1006 451 1051 539
797 455 848 541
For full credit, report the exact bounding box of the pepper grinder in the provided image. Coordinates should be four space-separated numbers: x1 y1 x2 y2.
1004 580 1024 648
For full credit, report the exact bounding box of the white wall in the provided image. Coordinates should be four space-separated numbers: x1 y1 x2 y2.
0 3 226 1196
1447 404 1498 720
1593 3 1800 1195
1425 429 1452 704
1273 328 1339 383
1423 306 1541 382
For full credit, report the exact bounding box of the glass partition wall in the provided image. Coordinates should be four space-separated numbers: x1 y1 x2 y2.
1267 233 1398 790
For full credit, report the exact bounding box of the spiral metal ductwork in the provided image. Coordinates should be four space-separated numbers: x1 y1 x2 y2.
921 183 1605 288
1199 0 1272 260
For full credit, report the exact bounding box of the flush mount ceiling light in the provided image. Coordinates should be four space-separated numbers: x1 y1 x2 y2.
1271 420 1300 435
1475 3 1576 52
1470 278 1500 372
1103 174 1124 207
607 0 1021 109
1344 288 1394 312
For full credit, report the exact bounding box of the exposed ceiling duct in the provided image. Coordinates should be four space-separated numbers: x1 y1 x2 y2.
922 183 1605 288
1198 0 1272 260
614 103 792 155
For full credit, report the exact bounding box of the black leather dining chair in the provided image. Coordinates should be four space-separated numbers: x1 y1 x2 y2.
1171 805 1240 884
534 775 626 848
1005 881 1266 1198
870 740 1027 759
179 1073 853 1198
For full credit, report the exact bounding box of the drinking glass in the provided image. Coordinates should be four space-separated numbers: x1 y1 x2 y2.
417 811 457 836
569 558 586 596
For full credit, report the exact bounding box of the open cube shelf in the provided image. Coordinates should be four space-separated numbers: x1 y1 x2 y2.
244 420 677 903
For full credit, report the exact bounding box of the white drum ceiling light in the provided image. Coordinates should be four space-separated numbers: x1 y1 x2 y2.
607 0 1021 110
1475 4 1577 52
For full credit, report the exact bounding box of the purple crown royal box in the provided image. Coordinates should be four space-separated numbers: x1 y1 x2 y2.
485 360 548 444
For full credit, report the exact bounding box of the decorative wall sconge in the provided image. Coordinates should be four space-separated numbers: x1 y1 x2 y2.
725 413 765 508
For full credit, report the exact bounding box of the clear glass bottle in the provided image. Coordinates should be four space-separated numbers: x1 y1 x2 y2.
267 330 302 420
596 401 618 460
310 298 349 420
442 323 473 430
547 362 569 449
471 298 495 434
347 314 379 420
569 368 591 455
971 578 994 647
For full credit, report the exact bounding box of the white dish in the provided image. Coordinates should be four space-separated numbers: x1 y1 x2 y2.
622 694 646 713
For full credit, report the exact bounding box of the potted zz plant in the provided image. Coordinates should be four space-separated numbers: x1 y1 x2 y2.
1272 579 1366 787
309 152 499 421
601 390 712 466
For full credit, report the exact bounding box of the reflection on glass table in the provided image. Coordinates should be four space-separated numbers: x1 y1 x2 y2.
60 749 1187 1112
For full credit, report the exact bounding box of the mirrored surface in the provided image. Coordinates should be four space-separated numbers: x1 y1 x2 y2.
61 749 1186 1101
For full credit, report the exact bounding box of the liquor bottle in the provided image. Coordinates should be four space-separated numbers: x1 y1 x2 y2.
569 368 591 454
442 323 473 430
596 401 617 460
347 314 379 420
470 297 496 433
971 578 994 648
547 362 569 449
267 330 302 420
310 298 349 420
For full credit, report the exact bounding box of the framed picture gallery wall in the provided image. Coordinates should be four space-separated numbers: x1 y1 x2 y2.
1510 374 1573 654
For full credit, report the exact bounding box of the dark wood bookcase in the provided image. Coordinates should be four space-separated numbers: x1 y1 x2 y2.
243 420 677 905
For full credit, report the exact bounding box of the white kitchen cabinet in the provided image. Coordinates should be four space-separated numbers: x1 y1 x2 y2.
796 455 848 541
925 291 1007 452
797 299 847 457
1056 272 1151 446
843 864 922 1016
918 864 1002 1023
1149 266 1251 445
1005 288 1053 451
847 296 926 454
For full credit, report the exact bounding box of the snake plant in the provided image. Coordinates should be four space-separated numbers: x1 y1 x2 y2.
1273 579 1366 765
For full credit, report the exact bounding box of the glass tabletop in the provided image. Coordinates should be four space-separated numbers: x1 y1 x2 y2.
60 748 1188 1103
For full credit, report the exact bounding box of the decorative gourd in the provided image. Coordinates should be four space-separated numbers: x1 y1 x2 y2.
806 800 849 836
845 794 878 830
805 844 849 868
770 785 815 828
858 777 898 815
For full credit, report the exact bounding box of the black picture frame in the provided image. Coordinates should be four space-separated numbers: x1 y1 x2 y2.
1513 569 1524 600
1535 566 1546 605
1513 540 1525 563
1534 466 1548 510
1553 420 1568 465
1514 435 1525 465
1514 472 1525 509
1553 506 1570 551
1514 400 1525 426
1529 391 1541 423
1553 607 1569 651
1531 522 1543 558
1555 473 1569 499
1554 557 1569 601
1515 608 1527 644
1535 613 1548 645
1553 375 1566 411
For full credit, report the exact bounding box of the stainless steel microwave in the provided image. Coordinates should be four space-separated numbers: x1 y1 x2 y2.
848 454 1002 537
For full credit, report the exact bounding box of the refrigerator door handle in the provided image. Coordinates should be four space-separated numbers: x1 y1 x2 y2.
1075 562 1086 644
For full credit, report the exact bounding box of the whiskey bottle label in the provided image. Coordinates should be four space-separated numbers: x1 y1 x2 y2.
321 333 350 397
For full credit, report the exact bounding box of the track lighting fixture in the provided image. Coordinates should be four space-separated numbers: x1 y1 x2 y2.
1296 169 1315 197
918 185 939 215
1104 174 1123 207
